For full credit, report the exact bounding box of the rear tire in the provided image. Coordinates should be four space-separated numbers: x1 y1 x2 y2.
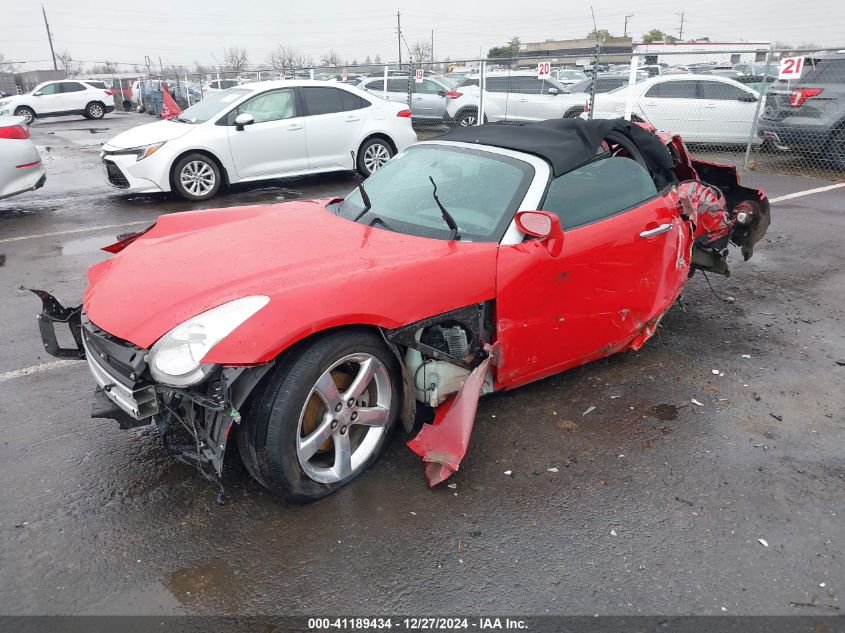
171 153 222 201
237 330 401 501
456 109 480 127
357 137 394 177
85 102 105 120
14 106 35 126
827 127 845 171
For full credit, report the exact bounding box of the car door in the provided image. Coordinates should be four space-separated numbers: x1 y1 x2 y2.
59 81 89 112
225 87 308 179
300 86 366 170
640 80 702 139
33 82 64 114
412 78 446 119
698 80 758 142
506 76 561 122
495 154 689 388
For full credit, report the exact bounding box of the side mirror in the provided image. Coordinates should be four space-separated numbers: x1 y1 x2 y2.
438 90 447 97
234 112 255 131
515 210 564 255
738 93 758 102
34 91 43 96
548 87 559 95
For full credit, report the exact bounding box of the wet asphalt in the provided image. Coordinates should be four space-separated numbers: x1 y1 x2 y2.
0 113 843 616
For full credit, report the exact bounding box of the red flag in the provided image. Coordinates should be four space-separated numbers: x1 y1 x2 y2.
160 84 182 119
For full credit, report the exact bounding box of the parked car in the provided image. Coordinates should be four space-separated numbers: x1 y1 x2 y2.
733 62 774 76
32 117 770 499
568 74 641 95
758 53 845 169
358 75 455 122
203 78 241 94
551 68 587 85
445 71 584 126
99 80 416 201
588 75 763 145
0 80 115 125
0 115 46 200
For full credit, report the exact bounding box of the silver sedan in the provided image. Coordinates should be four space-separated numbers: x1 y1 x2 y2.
0 115 46 201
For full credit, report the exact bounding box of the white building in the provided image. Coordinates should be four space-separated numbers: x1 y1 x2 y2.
633 41 771 67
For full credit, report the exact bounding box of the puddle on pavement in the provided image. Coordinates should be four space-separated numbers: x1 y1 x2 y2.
0 204 59 220
163 562 241 611
0 254 5 267
650 403 679 421
60 235 115 255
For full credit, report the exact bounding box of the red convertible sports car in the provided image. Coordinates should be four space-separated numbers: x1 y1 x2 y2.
33 118 770 500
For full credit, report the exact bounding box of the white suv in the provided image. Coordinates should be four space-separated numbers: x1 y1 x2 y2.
445 71 590 126
0 80 115 125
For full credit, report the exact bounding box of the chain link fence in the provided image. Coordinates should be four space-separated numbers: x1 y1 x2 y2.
117 46 845 178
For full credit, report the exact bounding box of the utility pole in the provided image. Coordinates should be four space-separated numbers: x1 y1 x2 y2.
397 11 402 64
41 4 57 70
677 12 685 41
623 14 634 38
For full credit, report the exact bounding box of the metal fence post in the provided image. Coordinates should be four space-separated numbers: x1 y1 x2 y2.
743 48 773 168
382 64 388 99
478 60 486 126
625 54 639 121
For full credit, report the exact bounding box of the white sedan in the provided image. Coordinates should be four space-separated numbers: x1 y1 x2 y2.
588 75 763 144
0 115 46 201
100 80 417 201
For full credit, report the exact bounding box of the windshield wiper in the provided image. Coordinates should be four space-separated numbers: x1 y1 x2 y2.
428 177 459 241
368 216 394 231
350 151 373 222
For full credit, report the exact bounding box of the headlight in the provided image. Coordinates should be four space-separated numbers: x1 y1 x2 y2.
109 142 166 161
148 295 270 387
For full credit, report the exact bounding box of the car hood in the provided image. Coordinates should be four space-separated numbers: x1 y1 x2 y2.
83 200 499 364
104 119 195 149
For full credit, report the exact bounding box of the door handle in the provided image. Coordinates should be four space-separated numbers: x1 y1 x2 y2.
702 103 717 108
639 223 673 238
518 98 528 102
287 123 303 131
345 116 360 122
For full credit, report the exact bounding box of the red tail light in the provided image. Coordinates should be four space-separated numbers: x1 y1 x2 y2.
101 223 157 254
396 109 412 117
583 100 590 114
790 87 823 107
0 124 30 139
445 90 463 99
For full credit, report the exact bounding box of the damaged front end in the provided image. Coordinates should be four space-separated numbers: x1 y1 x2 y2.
30 289 272 478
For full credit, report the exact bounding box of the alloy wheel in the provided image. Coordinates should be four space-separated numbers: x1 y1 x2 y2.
296 353 392 484
180 160 216 197
89 104 103 118
363 143 391 173
459 114 477 126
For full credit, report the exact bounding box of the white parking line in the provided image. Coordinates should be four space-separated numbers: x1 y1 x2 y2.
769 183 845 203
0 360 77 384
0 221 151 244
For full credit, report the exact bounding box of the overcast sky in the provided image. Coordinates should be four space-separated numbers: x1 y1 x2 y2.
2 0 843 69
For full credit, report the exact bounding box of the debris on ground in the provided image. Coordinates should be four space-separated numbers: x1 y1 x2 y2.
675 496 694 507
692 398 704 406
742 354 751 358
504 470 513 477
770 413 783 421
557 419 578 432
610 529 617 536
582 406 596 416
547 467 559 473
758 538 769 547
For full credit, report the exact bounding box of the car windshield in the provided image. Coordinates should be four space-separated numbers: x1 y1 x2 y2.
174 88 250 123
336 145 534 242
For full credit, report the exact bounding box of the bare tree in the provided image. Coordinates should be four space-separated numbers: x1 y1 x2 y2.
410 40 433 63
0 52 17 72
224 47 250 74
55 50 83 76
87 60 116 74
267 45 313 72
320 49 342 67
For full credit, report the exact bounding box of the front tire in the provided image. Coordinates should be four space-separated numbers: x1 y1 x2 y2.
357 137 394 177
85 102 105 120
14 106 35 126
237 330 400 501
171 153 222 201
827 127 845 171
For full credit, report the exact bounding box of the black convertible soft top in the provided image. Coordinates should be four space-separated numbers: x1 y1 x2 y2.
439 117 675 181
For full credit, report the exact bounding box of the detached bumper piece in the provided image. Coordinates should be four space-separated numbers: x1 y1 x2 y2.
30 289 84 358
407 354 493 487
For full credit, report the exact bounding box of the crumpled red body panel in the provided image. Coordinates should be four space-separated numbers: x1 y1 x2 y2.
406 355 492 487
